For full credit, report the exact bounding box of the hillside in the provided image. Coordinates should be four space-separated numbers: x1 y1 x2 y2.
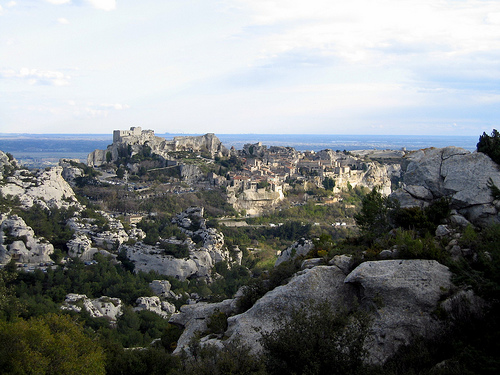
1 131 500 374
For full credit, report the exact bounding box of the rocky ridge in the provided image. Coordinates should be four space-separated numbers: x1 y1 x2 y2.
169 258 474 365
123 207 231 280
392 147 500 226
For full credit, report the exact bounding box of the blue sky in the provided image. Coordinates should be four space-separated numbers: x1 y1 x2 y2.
1 0 500 135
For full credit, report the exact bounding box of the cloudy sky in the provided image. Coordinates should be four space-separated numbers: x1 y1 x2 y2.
1 0 499 135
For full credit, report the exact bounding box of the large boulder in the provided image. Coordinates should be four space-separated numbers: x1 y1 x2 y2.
392 147 500 226
169 259 465 365
61 294 123 323
344 259 453 364
0 166 80 210
0 214 54 265
275 238 314 266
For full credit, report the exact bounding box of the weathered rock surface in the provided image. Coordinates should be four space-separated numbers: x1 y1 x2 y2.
169 299 234 355
61 293 123 322
0 214 54 264
122 207 231 280
59 159 84 186
87 127 228 167
227 187 285 217
134 296 176 318
1 166 80 210
391 147 500 226
344 259 453 364
171 259 463 365
275 239 314 267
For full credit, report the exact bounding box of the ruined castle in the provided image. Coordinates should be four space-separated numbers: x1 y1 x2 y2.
87 127 229 166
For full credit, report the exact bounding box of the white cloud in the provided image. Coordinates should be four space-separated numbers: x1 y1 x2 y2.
233 0 500 66
86 0 116 11
7 2 17 7
1 68 71 86
45 0 71 4
45 0 116 11
58 17 70 24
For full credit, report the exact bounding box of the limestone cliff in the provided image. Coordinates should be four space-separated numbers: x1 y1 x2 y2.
169 259 472 365
227 186 285 216
0 214 54 264
87 127 229 167
391 147 500 226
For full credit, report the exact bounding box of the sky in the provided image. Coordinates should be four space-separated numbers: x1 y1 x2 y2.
1 0 500 136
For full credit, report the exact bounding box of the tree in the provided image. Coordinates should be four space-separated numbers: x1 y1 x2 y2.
0 313 105 374
322 177 335 191
477 129 500 164
354 187 395 237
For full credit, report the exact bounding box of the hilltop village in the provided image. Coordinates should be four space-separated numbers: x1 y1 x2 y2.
86 127 402 216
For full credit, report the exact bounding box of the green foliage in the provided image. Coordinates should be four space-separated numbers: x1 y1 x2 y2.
355 187 395 238
12 204 76 251
260 302 370 375
322 176 335 190
477 129 500 165
393 230 447 262
487 177 500 200
0 313 105 374
104 344 179 375
160 242 190 258
206 309 228 335
161 323 183 352
175 339 265 375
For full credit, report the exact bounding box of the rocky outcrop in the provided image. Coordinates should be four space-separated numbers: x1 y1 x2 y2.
169 299 235 354
227 187 285 216
275 238 314 266
66 211 130 255
170 259 469 365
59 159 84 186
134 296 176 318
391 147 500 226
87 127 229 167
0 150 17 181
61 293 123 323
344 259 452 364
122 207 230 280
0 214 54 265
0 166 80 210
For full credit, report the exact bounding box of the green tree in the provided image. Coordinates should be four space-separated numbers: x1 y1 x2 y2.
477 129 500 164
0 313 105 374
354 187 395 238
322 177 335 191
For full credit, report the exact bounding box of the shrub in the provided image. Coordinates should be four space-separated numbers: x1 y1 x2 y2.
260 301 370 375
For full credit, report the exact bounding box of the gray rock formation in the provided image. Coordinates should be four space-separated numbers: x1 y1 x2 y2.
59 159 84 186
0 166 80 210
344 259 452 364
0 214 54 265
170 259 464 365
275 239 314 266
391 147 500 226
169 299 234 355
87 127 228 167
134 296 176 318
122 207 231 280
61 293 123 323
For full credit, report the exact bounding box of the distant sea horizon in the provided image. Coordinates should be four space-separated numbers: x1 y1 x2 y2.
0 133 479 168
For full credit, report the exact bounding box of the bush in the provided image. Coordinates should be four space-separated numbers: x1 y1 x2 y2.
260 301 370 375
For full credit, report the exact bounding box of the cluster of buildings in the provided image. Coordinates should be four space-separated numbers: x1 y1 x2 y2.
213 142 370 196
